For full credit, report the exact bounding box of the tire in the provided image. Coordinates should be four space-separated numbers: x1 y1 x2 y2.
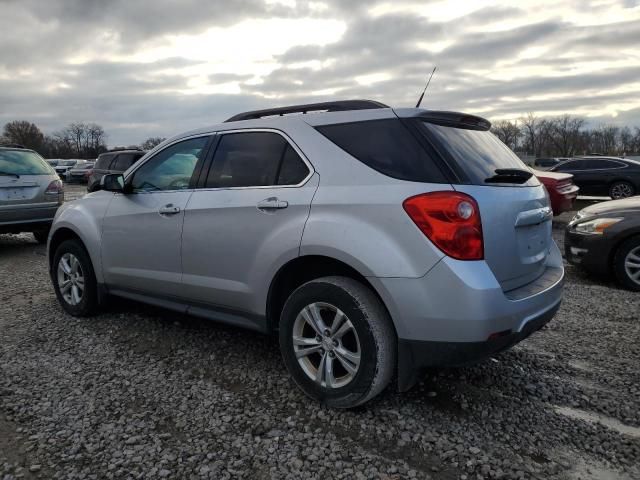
51 239 99 316
613 235 640 291
609 181 635 199
279 276 396 408
32 229 49 244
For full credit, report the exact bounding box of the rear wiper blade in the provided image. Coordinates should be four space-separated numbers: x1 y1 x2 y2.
485 168 532 184
0 171 20 178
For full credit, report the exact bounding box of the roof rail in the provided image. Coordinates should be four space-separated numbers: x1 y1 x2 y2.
224 99 389 122
0 143 26 149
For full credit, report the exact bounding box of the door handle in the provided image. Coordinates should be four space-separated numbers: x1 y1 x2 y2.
159 204 180 215
257 197 288 211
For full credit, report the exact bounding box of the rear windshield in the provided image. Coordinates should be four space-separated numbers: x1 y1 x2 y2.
421 122 536 186
59 160 77 166
0 150 54 175
316 119 447 183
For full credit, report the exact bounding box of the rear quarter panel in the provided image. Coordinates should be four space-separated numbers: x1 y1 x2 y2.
293 120 449 278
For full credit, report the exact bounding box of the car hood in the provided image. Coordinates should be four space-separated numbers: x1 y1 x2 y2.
582 196 640 216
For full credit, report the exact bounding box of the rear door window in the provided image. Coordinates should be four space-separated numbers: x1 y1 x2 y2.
586 159 626 169
112 153 137 172
205 131 310 188
316 119 446 183
95 154 115 170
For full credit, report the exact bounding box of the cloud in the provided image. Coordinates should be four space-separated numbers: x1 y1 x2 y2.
1 0 639 145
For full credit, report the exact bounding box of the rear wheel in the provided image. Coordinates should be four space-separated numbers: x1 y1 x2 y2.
52 239 99 316
609 181 635 199
613 236 640 291
279 276 396 408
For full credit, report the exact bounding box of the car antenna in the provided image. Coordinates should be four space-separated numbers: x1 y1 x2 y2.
415 66 437 108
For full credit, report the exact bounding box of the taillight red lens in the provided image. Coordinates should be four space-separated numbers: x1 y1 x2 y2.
45 179 64 194
403 191 483 260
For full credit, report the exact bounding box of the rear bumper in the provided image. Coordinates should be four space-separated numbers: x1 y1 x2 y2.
396 300 560 390
550 187 578 215
369 241 564 391
0 205 59 233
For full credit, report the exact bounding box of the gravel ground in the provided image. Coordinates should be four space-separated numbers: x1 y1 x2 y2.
1 186 639 479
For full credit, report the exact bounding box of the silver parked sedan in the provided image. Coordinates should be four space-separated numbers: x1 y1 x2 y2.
0 146 64 243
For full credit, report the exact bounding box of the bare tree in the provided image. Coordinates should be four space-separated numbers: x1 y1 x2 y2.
520 113 540 156
619 126 633 156
140 136 166 150
2 120 44 150
491 120 520 151
548 115 585 157
51 123 108 158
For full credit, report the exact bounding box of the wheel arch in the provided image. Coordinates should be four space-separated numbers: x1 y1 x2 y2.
266 255 395 335
608 230 640 272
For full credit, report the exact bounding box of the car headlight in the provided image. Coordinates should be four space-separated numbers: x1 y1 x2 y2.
574 217 623 234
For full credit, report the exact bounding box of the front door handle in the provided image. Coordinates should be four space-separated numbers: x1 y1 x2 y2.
159 204 180 215
257 197 288 211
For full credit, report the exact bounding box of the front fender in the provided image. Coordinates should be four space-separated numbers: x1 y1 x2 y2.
49 192 113 283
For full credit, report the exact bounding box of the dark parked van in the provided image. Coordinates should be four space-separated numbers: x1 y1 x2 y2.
87 150 145 191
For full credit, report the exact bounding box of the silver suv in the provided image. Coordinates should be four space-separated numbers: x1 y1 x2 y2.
48 100 564 407
1 146 64 243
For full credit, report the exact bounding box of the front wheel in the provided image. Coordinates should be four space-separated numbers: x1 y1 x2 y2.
613 236 640 291
52 239 99 316
609 181 635 199
279 276 396 408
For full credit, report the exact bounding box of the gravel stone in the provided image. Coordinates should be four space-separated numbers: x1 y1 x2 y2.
0 190 638 479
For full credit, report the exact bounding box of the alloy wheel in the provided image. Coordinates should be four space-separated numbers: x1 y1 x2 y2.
611 183 633 199
57 253 85 306
292 302 361 389
624 246 640 286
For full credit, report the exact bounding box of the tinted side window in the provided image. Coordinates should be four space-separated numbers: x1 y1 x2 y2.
277 145 309 185
588 159 625 169
554 161 579 172
95 154 115 170
206 132 287 188
112 153 137 171
131 137 208 191
316 119 446 182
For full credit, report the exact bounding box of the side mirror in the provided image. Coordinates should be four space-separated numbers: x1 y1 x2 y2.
101 174 126 193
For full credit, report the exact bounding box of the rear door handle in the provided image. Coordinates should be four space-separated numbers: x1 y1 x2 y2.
257 197 288 211
159 204 180 215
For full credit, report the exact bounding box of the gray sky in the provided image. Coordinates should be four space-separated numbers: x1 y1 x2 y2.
1 0 639 146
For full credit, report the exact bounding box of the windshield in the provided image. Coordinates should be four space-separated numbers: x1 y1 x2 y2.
0 150 55 175
422 122 538 186
59 160 78 166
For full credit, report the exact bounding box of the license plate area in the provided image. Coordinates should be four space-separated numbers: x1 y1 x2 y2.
516 221 551 264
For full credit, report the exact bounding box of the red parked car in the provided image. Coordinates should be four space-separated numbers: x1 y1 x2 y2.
533 169 579 215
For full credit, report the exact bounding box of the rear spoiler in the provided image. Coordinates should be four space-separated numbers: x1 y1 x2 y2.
397 109 491 131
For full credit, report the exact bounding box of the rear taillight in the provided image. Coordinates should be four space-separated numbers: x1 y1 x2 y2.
45 179 64 195
403 191 483 260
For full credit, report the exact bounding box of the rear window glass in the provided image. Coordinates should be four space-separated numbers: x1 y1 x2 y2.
422 123 535 186
316 119 447 183
95 154 115 169
112 153 137 171
0 150 54 175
